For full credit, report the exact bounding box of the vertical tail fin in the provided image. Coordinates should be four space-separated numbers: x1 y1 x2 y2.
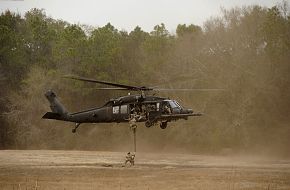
44 90 68 115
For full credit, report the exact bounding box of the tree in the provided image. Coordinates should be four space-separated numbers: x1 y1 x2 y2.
176 24 202 38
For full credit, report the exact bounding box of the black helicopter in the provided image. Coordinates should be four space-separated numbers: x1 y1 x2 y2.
42 75 203 133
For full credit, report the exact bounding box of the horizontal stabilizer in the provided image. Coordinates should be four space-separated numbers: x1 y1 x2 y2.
42 112 62 120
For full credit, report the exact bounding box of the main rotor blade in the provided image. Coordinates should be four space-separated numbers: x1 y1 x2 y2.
153 88 225 91
64 75 152 91
93 87 132 90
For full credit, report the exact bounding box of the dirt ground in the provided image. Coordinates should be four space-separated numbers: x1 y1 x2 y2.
0 150 290 190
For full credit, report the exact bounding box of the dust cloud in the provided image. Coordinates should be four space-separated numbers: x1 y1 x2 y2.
1 3 290 159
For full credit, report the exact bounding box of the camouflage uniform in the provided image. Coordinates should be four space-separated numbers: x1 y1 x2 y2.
125 152 135 166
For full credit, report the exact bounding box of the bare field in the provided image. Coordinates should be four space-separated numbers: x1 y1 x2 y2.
0 150 290 190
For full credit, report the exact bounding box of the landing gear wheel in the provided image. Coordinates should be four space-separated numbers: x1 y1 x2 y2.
72 128 76 133
145 121 152 128
160 122 167 129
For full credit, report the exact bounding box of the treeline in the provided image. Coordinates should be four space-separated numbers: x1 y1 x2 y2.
0 2 289 156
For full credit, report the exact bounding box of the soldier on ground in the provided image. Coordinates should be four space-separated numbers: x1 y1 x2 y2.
124 152 135 166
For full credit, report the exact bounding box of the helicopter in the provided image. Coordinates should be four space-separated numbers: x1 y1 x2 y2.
42 75 203 133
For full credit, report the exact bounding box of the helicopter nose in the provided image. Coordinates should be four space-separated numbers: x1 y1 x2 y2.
180 109 193 114
187 109 193 114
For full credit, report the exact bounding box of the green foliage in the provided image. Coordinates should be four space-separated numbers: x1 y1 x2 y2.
176 24 202 37
0 3 289 156
0 10 27 85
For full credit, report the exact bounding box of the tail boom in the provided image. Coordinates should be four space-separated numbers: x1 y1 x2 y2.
42 90 69 121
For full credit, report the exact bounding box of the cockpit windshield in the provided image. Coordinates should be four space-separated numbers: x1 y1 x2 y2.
174 100 183 109
168 100 181 109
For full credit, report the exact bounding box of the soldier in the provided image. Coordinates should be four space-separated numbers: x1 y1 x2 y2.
163 102 171 114
124 152 135 166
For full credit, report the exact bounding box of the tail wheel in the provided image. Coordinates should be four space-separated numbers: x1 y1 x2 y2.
160 122 167 129
72 123 80 133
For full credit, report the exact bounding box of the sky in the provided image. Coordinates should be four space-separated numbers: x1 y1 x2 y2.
0 0 279 32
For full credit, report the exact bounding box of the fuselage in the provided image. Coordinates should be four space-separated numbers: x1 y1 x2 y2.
42 91 199 128
54 94 192 123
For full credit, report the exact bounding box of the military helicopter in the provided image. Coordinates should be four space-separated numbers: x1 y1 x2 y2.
42 75 204 133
